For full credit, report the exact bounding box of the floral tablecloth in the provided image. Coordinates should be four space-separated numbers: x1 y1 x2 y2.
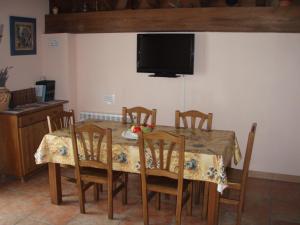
35 120 241 192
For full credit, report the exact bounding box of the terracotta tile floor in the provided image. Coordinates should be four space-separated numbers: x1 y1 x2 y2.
0 170 300 225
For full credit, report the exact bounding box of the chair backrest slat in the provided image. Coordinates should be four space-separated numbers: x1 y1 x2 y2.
96 134 104 161
175 110 213 131
198 118 205 129
122 106 157 126
166 142 176 171
159 140 164 169
89 132 94 160
191 116 196 129
241 123 257 186
145 139 158 167
78 132 89 160
182 116 189 128
143 114 150 125
129 112 135 124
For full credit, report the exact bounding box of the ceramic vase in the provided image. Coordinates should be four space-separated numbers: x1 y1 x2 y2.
0 87 11 111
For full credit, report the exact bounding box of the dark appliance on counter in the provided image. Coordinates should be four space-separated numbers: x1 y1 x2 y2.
35 80 55 102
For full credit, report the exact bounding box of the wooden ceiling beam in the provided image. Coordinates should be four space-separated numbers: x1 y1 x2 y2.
45 7 300 33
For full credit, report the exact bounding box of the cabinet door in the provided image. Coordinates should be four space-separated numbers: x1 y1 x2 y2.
19 120 49 175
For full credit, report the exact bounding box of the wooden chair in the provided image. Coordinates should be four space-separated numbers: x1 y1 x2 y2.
138 130 193 225
219 123 257 225
175 110 213 211
122 106 157 199
47 110 75 133
202 123 257 225
122 106 157 126
71 123 128 218
175 110 213 130
47 110 77 183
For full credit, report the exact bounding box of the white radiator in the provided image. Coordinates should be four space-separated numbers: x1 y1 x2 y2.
79 111 123 122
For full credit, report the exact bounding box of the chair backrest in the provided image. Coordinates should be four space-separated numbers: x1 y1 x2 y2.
139 130 185 186
241 123 257 186
122 106 157 126
175 110 213 130
71 123 112 173
47 110 75 133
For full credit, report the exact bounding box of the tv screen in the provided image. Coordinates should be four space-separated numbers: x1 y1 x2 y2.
137 33 195 77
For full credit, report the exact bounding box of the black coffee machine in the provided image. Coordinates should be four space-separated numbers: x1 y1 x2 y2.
35 80 55 102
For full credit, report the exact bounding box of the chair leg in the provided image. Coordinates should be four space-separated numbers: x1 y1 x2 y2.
165 194 170 200
139 175 143 203
94 184 99 201
241 188 247 212
236 202 243 225
122 173 128 205
78 181 86 214
194 181 201 205
156 192 161 210
187 182 193 216
108 180 113 219
175 195 183 225
201 182 209 219
242 200 246 213
141 187 149 225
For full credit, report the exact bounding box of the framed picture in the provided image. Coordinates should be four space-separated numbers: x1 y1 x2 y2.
9 16 36 55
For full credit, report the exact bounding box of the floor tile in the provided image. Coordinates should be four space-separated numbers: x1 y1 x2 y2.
271 221 300 225
0 214 25 225
15 217 51 225
271 200 300 223
29 204 79 225
270 181 300 204
66 213 120 225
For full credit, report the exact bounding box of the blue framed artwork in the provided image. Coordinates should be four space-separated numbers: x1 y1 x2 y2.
10 16 36 56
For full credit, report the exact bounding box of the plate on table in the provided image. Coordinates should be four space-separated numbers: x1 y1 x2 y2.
121 130 138 140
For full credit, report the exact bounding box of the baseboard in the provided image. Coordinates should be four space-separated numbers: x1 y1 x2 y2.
249 170 300 183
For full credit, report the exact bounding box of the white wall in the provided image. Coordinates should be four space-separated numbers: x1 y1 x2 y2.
42 32 300 177
41 34 77 109
0 0 48 90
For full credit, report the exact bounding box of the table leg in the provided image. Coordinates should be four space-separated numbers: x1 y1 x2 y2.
207 183 219 225
48 163 62 205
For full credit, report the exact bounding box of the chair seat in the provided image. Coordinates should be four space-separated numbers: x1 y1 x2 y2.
81 167 123 184
61 166 76 183
147 176 189 195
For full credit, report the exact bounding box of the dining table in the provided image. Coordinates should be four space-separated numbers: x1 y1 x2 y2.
35 120 241 225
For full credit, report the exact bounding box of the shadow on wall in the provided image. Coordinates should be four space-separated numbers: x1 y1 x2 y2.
195 33 207 75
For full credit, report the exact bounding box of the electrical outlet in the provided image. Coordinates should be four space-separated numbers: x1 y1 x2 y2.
48 38 59 48
103 94 115 105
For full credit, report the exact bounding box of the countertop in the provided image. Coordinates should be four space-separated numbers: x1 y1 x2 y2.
0 100 68 116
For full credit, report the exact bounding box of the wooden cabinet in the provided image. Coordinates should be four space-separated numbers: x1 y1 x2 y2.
19 121 49 175
0 101 66 181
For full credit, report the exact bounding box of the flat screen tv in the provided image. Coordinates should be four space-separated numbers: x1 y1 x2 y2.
137 33 195 77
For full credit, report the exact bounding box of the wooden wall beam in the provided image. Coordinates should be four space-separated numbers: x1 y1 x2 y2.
45 7 300 33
